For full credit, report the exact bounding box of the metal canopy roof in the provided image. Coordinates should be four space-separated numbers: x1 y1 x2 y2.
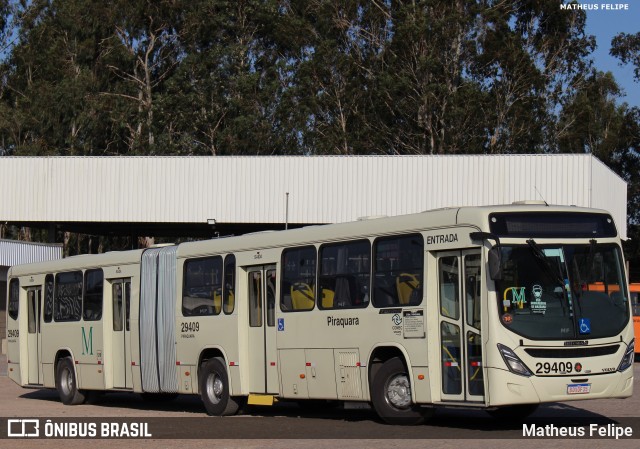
0 239 62 267
0 154 628 238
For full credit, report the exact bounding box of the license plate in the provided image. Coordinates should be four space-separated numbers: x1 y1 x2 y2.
567 383 591 394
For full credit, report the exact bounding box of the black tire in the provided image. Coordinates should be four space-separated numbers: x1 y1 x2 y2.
487 404 539 421
55 357 86 405
140 393 179 402
199 358 243 416
371 357 425 425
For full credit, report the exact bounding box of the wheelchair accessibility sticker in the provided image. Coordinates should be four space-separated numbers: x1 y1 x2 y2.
277 318 285 331
579 318 591 335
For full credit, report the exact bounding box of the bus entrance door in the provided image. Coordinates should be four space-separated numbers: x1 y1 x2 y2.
436 250 485 403
111 279 132 389
247 265 278 394
27 287 42 385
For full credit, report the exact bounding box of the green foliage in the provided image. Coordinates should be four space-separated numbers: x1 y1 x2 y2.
0 0 624 157
611 32 640 82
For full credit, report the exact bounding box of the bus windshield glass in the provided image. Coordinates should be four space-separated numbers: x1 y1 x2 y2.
495 243 629 340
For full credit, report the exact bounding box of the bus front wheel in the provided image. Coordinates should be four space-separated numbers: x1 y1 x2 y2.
55 357 86 405
371 357 426 425
199 358 242 416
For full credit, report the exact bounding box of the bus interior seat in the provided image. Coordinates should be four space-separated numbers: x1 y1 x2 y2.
291 282 314 310
183 296 214 316
224 290 235 313
213 288 222 314
396 273 420 305
321 288 335 308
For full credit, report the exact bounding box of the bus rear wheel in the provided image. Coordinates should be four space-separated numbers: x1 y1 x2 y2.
199 358 242 416
55 357 86 405
371 357 426 425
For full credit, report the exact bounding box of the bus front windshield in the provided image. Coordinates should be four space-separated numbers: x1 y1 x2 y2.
495 242 629 340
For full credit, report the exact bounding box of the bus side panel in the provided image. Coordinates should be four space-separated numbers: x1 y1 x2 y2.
127 275 143 393
77 321 105 390
41 319 55 388
175 254 241 396
6 301 21 386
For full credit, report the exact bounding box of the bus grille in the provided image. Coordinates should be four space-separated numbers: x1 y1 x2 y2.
524 345 620 358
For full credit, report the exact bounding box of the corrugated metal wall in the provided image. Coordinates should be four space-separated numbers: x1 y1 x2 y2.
0 240 62 266
0 154 628 237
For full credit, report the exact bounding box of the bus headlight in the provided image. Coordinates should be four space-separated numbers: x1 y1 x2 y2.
617 339 634 372
497 343 533 377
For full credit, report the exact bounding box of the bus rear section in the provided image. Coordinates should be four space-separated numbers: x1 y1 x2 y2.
6 278 21 385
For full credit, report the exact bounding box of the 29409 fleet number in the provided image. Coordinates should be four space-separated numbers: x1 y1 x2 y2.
181 322 199 333
535 361 575 374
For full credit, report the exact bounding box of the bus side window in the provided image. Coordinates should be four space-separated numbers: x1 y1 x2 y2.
44 274 54 323
83 269 104 321
373 234 424 308
8 278 19 320
318 240 370 310
182 256 223 316
55 271 83 322
281 246 316 312
223 254 235 314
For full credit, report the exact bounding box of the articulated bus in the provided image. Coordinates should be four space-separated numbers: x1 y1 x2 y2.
5 203 634 424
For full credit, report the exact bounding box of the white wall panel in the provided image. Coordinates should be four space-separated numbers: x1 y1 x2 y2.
0 154 628 238
0 240 62 266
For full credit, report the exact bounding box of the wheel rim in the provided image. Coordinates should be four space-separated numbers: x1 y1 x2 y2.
385 373 412 410
206 373 223 405
61 366 73 396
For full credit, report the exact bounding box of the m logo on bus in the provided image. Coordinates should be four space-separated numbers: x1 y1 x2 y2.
505 287 527 309
82 326 93 355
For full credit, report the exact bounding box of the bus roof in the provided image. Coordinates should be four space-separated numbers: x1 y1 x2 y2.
7 203 614 276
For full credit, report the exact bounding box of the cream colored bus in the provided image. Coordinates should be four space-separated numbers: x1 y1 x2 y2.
5 203 634 424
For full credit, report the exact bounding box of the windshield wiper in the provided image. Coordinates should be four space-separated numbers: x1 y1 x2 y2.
528 239 582 321
526 239 573 317
526 239 565 286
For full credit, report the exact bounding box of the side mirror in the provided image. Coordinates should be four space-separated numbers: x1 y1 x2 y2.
470 231 503 281
488 247 503 281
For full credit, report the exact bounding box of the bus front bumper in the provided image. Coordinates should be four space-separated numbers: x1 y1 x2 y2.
487 367 634 406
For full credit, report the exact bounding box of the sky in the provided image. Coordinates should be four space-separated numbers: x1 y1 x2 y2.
584 1 639 108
